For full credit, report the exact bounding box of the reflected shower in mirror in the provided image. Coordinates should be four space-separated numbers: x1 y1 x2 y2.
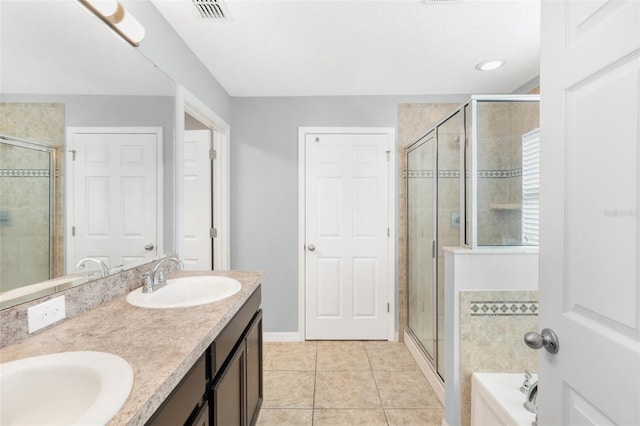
0 0 177 309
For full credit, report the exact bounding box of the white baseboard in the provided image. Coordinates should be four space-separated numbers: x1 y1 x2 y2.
404 330 446 406
263 332 304 342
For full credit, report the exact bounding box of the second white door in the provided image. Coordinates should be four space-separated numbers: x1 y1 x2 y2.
304 130 392 340
182 129 213 270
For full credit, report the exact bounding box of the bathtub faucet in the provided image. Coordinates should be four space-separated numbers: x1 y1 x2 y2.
524 381 538 414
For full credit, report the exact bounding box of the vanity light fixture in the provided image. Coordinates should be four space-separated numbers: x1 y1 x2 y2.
475 59 506 71
79 0 146 46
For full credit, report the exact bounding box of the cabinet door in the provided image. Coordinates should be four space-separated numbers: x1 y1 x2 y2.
245 311 263 426
190 402 210 426
212 342 245 426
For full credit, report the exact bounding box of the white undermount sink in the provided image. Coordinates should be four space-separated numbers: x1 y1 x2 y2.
0 351 133 425
126 275 242 309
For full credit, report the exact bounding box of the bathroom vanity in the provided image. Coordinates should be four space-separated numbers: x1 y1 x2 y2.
0 270 264 426
149 285 263 426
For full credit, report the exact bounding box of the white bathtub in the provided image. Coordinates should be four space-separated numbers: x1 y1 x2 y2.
471 372 537 426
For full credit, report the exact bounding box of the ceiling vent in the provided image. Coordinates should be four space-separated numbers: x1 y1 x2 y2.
192 0 232 21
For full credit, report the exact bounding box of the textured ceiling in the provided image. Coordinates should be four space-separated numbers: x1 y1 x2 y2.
151 0 540 97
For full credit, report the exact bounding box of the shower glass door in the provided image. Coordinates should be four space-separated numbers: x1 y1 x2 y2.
407 131 437 362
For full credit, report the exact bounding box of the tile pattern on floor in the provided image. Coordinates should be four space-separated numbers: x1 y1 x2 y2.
258 341 443 426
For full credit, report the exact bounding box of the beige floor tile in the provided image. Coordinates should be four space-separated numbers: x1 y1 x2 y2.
374 371 443 409
385 409 444 426
263 370 316 409
256 408 313 426
314 409 388 425
315 371 382 409
263 343 317 371
317 344 370 371
366 342 420 371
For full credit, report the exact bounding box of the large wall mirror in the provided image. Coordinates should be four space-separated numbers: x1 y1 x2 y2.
0 0 176 309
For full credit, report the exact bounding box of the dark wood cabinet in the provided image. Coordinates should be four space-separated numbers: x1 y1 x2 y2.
148 356 207 426
245 311 263 426
146 286 262 426
211 310 263 426
212 340 245 426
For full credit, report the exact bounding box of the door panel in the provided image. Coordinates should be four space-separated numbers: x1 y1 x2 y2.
539 1 640 423
305 131 390 340
183 129 213 270
68 129 159 271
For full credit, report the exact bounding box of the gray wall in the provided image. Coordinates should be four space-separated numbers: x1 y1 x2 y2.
230 95 467 333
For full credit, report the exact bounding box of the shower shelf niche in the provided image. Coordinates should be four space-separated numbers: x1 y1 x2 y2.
489 203 522 211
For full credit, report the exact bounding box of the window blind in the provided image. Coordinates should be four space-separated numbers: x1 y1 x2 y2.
522 128 540 245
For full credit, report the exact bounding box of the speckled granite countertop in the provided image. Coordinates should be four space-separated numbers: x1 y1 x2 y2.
0 270 263 426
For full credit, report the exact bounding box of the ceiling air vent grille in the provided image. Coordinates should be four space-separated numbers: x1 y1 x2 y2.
192 0 231 21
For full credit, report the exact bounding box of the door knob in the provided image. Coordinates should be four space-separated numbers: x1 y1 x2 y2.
307 244 316 251
524 328 559 354
144 244 155 251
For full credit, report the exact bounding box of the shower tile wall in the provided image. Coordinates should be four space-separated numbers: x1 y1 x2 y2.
0 145 51 290
476 102 539 245
459 290 538 426
398 102 458 339
0 103 65 287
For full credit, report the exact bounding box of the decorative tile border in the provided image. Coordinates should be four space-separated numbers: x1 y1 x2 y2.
0 169 49 177
407 170 434 178
470 300 538 316
407 168 522 179
406 169 460 178
478 168 522 178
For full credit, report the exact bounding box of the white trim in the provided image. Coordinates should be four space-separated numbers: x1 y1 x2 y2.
263 332 304 343
65 126 163 272
297 126 397 341
177 86 231 270
404 330 445 406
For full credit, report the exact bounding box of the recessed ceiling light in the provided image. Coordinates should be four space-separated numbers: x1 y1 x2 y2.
475 59 506 72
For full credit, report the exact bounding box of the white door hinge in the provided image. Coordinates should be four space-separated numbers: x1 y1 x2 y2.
72 226 75 236
209 149 217 160
69 150 77 161
210 228 217 238
386 150 390 162
387 302 390 313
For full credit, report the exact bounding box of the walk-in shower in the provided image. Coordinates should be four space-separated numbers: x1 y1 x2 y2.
405 95 540 381
0 134 57 292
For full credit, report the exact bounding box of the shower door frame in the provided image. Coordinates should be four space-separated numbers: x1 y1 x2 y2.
0 133 57 279
405 131 439 369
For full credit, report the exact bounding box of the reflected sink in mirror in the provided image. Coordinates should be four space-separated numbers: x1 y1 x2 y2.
126 276 241 309
0 351 133 425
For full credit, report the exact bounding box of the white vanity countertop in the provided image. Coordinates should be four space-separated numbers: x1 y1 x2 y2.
0 270 263 426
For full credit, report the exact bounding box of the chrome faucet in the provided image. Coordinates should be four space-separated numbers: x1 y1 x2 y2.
76 257 109 277
143 256 184 293
524 380 538 414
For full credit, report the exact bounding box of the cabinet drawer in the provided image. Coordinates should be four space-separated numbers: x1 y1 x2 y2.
149 355 207 426
212 287 261 375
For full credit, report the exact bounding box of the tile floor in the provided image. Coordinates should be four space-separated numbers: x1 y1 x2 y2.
256 341 444 426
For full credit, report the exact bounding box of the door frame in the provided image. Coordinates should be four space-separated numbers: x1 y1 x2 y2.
176 86 230 269
65 126 164 271
297 126 397 341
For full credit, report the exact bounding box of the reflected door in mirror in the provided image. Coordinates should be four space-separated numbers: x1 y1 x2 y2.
67 127 162 272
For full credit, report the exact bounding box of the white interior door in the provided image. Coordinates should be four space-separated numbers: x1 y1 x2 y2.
67 128 161 272
539 1 640 424
182 129 213 270
304 130 392 340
